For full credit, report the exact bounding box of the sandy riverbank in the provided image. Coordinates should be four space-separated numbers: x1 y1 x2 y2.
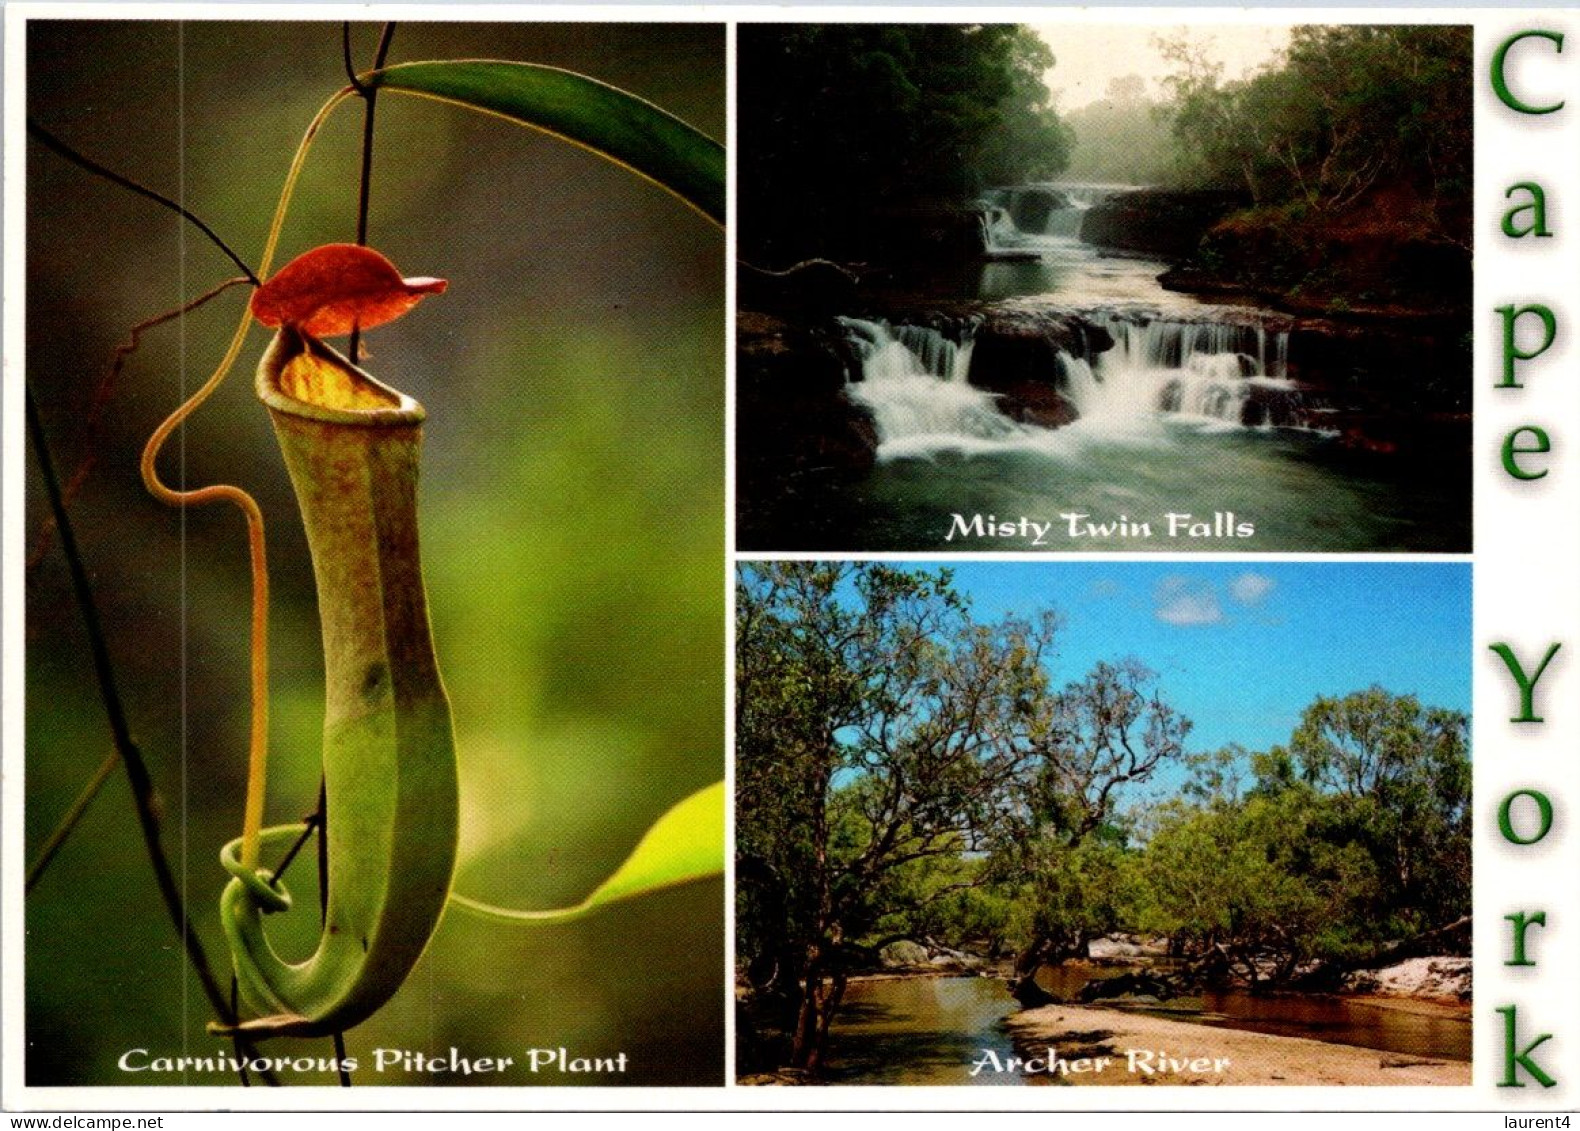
1002 1003 1471 1086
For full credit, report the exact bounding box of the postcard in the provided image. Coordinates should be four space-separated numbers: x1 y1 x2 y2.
4 4 1578 1120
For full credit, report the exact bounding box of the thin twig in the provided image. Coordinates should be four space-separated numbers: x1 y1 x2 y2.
334 1032 353 1088
357 23 398 247
342 24 369 95
347 22 396 364
267 812 321 886
27 120 260 286
315 778 330 918
25 748 119 892
27 277 251 573
230 979 253 1087
312 31 397 1083
26 386 278 1085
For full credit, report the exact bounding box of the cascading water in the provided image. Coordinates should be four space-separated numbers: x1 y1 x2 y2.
838 317 1028 458
742 173 1464 553
837 312 1300 460
983 183 1127 244
1082 315 1299 431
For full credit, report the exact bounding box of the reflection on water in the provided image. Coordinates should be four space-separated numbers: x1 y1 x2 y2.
1037 964 1472 1063
825 974 1471 1086
823 977 1023 1086
1186 989 1471 1062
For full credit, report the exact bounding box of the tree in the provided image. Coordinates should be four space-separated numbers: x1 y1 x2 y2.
1138 789 1382 987
735 562 1060 1071
997 659 1190 1001
1278 686 1471 934
1136 687 1471 987
738 24 1073 261
1160 25 1471 235
1060 76 1175 185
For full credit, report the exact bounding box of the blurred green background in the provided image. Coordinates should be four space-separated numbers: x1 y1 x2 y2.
25 21 724 1086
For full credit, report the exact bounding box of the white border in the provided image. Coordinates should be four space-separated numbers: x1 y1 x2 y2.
6 3 1580 1115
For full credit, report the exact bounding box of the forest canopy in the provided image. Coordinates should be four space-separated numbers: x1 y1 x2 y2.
738 23 1472 286
737 24 1072 262
1162 25 1471 232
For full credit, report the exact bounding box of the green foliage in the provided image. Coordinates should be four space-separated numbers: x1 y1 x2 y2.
1139 790 1383 984
1280 686 1471 933
1009 836 1149 958
1162 25 1471 234
738 24 1073 260
1020 659 1191 845
1137 687 1470 980
735 561 1061 1066
736 563 1203 1067
735 562 1059 968
25 22 725 1083
452 781 723 924
369 60 725 224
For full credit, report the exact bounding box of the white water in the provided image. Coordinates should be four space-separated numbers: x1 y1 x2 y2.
839 313 1298 461
1083 315 1297 433
975 183 1191 304
838 317 1033 458
746 184 1464 553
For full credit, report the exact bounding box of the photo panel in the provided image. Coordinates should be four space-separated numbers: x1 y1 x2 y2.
734 560 1472 1088
18 19 725 1089
5 3 1580 1119
736 23 1472 554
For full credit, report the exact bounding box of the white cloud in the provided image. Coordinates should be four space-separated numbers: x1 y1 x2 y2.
1228 572 1276 606
1089 578 1123 600
1154 577 1222 626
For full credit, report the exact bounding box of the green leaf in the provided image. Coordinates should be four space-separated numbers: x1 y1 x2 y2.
450 780 724 925
367 60 724 226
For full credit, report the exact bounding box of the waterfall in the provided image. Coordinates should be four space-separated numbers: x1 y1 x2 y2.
1078 314 1298 429
835 312 1303 460
1056 183 1128 209
838 318 1025 457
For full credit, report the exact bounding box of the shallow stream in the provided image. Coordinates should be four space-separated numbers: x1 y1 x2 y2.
823 973 1470 1087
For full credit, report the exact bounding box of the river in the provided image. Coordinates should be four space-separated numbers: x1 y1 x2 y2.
822 973 1471 1087
740 183 1469 554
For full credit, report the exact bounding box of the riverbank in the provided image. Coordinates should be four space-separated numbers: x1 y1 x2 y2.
1002 1002 1471 1086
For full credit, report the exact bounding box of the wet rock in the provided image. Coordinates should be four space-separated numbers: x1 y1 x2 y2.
1080 189 1251 259
1240 381 1309 428
1006 187 1071 233
736 312 879 518
867 204 992 265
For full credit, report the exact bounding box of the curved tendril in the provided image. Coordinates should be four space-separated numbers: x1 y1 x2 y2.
139 87 357 871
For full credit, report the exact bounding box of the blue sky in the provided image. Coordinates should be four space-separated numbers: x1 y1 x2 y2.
940 561 1471 759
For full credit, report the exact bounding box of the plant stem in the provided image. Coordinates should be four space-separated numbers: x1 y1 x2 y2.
27 386 277 1084
331 27 400 1082
27 120 260 285
266 812 320 886
139 85 356 877
24 748 119 893
308 31 394 1085
27 277 250 572
347 22 396 364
